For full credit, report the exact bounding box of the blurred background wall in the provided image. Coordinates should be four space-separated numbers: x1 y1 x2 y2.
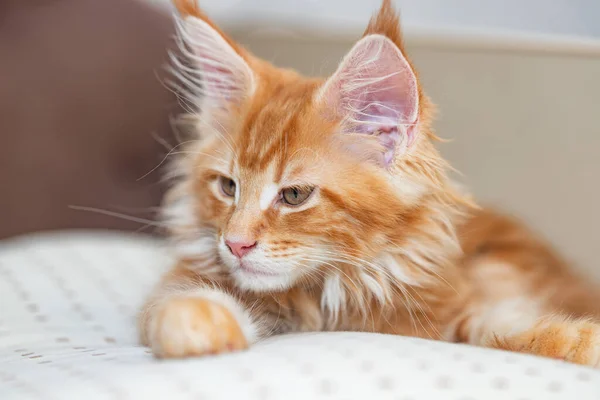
0 0 178 237
150 0 600 38
2 0 600 280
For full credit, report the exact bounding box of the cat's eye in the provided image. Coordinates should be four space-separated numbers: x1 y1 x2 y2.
218 176 236 197
281 186 314 206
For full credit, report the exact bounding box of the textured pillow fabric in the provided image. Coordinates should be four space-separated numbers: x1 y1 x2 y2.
0 232 598 399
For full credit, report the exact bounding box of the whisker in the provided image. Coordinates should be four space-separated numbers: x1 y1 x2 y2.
211 119 238 157
297 256 376 328
294 262 370 330
167 150 229 166
68 205 167 227
405 285 442 339
137 139 201 182
305 251 435 334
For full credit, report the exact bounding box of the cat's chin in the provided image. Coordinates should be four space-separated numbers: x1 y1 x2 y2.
230 268 295 292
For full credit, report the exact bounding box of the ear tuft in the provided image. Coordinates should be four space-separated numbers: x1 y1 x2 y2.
364 0 404 52
171 15 255 113
319 34 419 167
172 0 202 18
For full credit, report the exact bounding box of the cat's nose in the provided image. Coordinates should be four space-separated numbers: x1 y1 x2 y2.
225 239 257 258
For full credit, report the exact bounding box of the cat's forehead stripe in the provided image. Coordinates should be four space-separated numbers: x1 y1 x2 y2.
238 97 304 172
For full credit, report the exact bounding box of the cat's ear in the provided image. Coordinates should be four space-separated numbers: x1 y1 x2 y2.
318 34 420 167
173 15 255 112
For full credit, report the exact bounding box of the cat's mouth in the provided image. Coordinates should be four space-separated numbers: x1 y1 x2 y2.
227 257 297 292
236 261 279 277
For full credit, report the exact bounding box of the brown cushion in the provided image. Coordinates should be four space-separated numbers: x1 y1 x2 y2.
0 0 180 238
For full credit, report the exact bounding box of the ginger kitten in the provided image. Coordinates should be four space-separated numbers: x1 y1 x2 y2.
140 0 600 367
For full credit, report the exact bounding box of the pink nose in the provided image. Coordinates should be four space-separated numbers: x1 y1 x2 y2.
225 239 257 258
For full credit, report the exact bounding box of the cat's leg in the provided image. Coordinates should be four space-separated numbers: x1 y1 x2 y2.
139 263 259 358
454 210 600 367
454 299 600 368
488 316 600 367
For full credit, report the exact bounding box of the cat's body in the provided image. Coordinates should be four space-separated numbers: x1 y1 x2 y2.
140 0 600 367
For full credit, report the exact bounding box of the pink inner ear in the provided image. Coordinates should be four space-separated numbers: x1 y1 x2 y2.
179 17 254 108
324 35 419 167
192 46 239 98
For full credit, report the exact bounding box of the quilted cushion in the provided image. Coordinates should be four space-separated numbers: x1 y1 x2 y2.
0 232 598 399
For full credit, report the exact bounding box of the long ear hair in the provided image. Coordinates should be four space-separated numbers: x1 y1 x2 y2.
364 0 426 119
172 0 247 57
170 0 256 121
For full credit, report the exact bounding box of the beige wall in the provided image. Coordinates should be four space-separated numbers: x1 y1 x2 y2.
234 31 600 280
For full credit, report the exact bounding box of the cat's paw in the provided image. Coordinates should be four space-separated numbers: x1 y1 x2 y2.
489 318 600 368
149 296 248 358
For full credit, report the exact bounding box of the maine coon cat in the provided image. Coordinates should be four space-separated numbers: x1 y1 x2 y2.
140 0 600 367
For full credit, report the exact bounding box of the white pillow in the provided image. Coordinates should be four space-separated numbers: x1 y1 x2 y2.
0 232 597 399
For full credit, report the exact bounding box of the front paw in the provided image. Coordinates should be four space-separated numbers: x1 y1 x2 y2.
149 296 248 358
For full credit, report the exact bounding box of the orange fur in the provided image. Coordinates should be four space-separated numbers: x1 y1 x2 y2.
140 0 600 367
152 296 247 358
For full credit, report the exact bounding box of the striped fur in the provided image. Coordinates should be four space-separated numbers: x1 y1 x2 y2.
140 0 600 368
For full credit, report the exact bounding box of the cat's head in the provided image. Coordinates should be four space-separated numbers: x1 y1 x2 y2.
165 0 465 296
